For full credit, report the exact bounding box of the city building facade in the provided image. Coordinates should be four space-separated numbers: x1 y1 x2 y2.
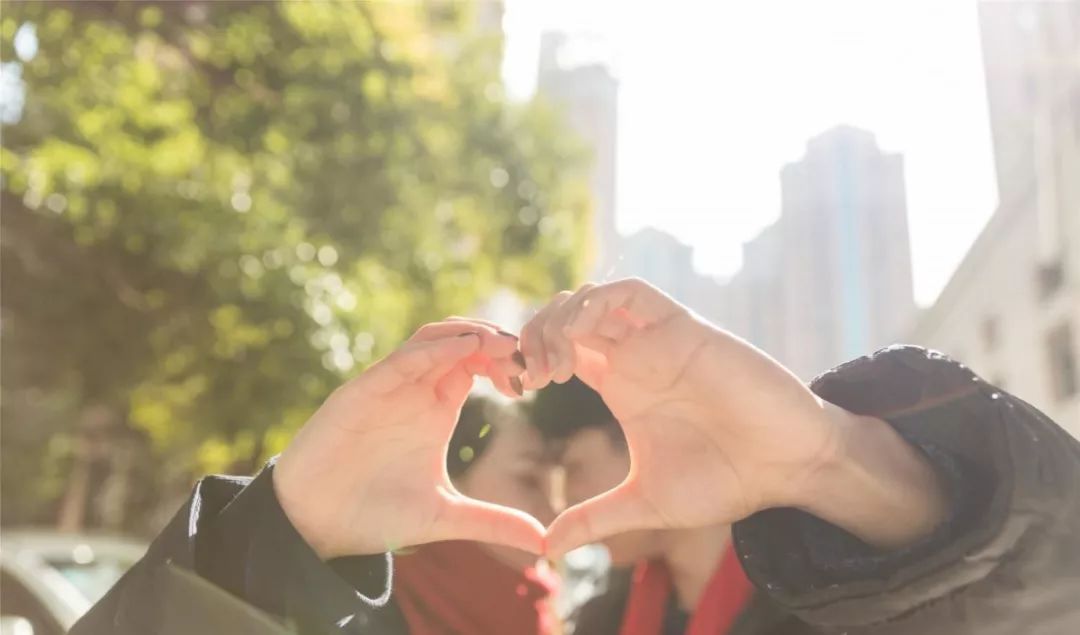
727 126 916 380
538 32 619 278
911 2 1079 436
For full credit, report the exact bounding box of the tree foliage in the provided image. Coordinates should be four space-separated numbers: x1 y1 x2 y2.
0 0 590 531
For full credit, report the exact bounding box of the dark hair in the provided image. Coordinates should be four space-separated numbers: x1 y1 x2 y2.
529 376 626 450
446 396 503 478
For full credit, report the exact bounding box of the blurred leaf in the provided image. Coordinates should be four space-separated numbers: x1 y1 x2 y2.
0 0 589 533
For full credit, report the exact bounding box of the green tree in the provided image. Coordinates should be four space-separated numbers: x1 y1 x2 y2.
0 0 591 533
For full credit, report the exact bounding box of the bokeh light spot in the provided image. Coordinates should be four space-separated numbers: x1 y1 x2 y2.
489 167 509 189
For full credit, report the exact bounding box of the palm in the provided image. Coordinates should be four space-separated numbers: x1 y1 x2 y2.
318 381 464 554
274 322 543 559
601 315 836 526
531 280 837 555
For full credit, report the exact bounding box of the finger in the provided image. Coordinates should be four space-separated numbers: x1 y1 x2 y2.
520 301 555 388
491 354 527 380
366 333 481 394
485 358 522 398
445 315 519 340
459 355 490 377
547 284 595 384
414 321 522 389
544 483 652 559
412 320 519 358
434 366 475 404
572 343 611 389
596 311 634 341
566 278 677 339
520 292 570 389
571 333 617 358
432 491 546 555
423 347 521 399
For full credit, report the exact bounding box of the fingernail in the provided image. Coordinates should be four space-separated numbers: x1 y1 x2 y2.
509 376 524 396
497 329 518 340
511 351 527 369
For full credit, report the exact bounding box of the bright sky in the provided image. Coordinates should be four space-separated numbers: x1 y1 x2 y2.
501 0 999 307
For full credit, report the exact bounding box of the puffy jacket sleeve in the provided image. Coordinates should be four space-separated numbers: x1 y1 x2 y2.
731 345 1080 635
69 465 394 634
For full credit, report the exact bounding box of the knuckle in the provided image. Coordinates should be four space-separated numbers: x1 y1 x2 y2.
411 323 436 338
519 322 539 345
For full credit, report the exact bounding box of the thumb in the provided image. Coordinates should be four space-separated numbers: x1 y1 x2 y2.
544 482 652 559
430 490 546 555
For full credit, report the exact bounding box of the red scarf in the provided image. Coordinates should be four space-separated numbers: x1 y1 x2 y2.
618 543 753 635
393 541 559 635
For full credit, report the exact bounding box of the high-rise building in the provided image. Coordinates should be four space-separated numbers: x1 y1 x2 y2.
610 228 695 300
978 0 1080 270
475 29 618 338
538 32 619 277
725 223 786 362
911 2 1079 436
608 228 728 324
778 126 916 379
727 126 915 380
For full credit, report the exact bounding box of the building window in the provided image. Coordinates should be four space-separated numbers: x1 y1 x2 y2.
1047 323 1078 401
981 316 1000 352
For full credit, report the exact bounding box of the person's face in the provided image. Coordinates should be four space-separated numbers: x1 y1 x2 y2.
453 419 556 570
560 426 663 567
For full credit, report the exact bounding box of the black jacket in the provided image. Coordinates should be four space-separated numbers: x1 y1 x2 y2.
71 347 1080 634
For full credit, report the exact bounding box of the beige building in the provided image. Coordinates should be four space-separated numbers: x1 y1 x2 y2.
538 32 619 278
723 223 785 362
909 192 1079 437
910 1 1079 436
609 227 729 326
726 126 916 380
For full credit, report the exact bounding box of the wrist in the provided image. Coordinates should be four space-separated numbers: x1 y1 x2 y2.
794 402 948 549
271 455 339 560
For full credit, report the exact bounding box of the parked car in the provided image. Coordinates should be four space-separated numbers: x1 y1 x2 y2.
0 530 146 635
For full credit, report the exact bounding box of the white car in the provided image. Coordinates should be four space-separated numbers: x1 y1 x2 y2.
0 530 146 635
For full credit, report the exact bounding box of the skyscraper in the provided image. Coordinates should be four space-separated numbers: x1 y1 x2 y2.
537 32 619 277
728 126 916 380
779 126 915 378
607 227 730 325
725 223 785 362
978 0 1080 271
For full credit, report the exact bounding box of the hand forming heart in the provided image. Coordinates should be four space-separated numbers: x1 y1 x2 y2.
273 318 543 559
517 279 846 557
275 279 945 561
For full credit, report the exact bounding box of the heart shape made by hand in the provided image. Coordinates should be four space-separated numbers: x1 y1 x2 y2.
517 279 844 558
274 278 932 562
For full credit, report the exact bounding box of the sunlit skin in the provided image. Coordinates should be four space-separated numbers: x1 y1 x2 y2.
558 423 742 610
519 279 947 558
273 319 545 559
558 427 660 567
272 279 946 575
452 418 556 570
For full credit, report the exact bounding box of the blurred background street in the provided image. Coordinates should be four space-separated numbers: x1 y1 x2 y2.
0 1 1077 631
